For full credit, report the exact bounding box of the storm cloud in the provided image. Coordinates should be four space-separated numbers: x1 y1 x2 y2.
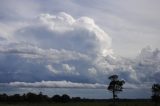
0 12 159 88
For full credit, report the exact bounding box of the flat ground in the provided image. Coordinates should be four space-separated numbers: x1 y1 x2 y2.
0 102 157 106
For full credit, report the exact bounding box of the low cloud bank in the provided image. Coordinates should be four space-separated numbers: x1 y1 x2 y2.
8 80 106 89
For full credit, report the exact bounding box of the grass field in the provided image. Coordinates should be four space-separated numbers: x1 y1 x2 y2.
0 102 157 106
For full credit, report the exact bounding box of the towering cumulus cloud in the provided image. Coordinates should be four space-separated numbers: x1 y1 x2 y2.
15 12 112 57
0 12 159 88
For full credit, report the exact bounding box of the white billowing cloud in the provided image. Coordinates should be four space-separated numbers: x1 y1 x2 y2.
133 46 160 82
15 12 112 57
92 55 140 83
89 46 160 84
62 64 75 72
38 13 75 32
46 65 60 75
88 68 97 76
8 80 106 89
0 12 159 88
0 42 90 63
137 46 160 63
0 0 160 58
62 64 79 75
46 64 79 76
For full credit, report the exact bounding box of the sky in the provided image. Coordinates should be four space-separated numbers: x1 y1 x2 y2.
0 0 160 99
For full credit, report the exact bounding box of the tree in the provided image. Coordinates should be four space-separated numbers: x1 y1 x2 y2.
107 75 125 105
152 84 160 105
51 95 61 103
61 94 70 103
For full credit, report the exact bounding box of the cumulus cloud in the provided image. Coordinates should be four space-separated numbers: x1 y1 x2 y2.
88 68 97 76
0 12 112 83
62 64 75 72
0 12 159 88
15 12 112 57
89 46 160 84
46 64 79 76
62 64 79 75
46 65 60 75
0 42 90 63
133 46 160 83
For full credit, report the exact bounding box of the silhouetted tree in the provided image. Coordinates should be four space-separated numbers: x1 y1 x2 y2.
61 94 70 103
9 94 21 102
72 97 81 102
107 75 125 105
52 94 61 102
152 83 160 106
25 92 39 102
0 92 111 103
0 93 8 102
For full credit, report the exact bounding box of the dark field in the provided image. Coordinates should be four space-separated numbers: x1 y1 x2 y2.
0 102 157 106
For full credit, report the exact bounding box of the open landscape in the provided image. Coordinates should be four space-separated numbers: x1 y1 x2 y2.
0 92 159 106
0 102 156 106
0 0 160 106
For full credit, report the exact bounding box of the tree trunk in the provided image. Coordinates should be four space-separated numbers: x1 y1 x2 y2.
113 90 115 105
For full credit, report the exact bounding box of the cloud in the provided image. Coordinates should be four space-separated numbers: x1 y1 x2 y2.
0 42 90 63
46 64 79 76
88 68 97 76
0 12 159 88
0 0 160 58
0 80 150 90
15 12 112 57
133 46 160 83
91 46 160 84
62 64 79 75
62 64 75 72
0 12 112 83
8 80 106 89
46 65 60 75
0 1 159 99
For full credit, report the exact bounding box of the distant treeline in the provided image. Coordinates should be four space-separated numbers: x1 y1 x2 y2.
0 92 152 103
0 92 77 103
